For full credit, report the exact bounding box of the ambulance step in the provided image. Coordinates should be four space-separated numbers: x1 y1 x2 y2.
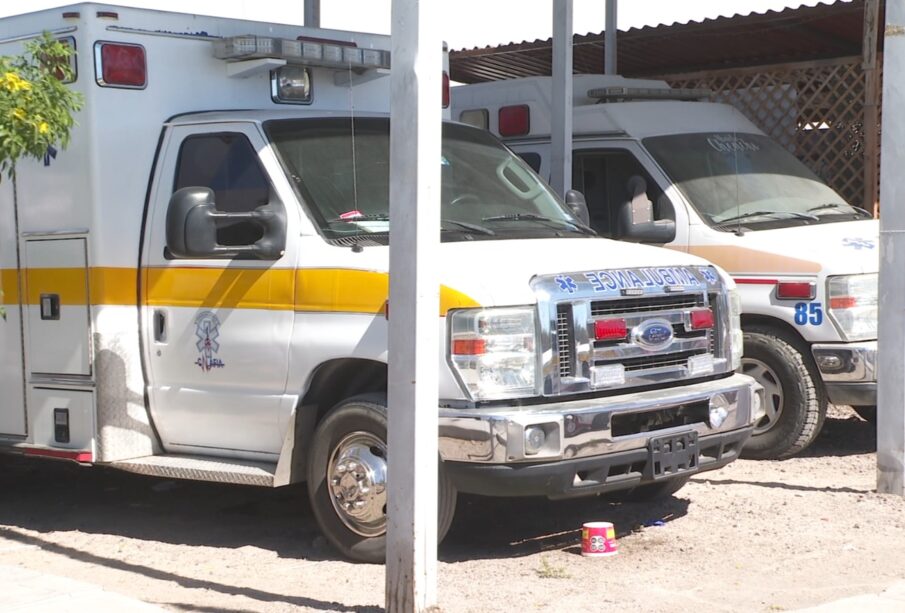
112 454 276 487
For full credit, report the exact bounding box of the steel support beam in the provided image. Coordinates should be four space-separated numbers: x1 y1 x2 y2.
386 0 442 610
605 0 617 75
551 0 573 197
304 0 320 28
877 0 905 496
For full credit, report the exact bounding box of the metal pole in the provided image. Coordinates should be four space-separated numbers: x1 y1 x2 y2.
304 0 320 28
551 0 573 197
877 0 905 496
386 0 441 610
863 0 881 215
605 0 617 75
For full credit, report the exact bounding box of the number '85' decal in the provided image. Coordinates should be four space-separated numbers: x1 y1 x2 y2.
794 302 823 325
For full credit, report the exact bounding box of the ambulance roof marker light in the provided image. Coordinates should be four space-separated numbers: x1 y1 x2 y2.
587 86 712 102
213 35 391 71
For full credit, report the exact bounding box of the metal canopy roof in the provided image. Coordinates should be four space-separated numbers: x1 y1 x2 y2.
449 0 875 83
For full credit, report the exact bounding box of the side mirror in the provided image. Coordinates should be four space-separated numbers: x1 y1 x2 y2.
165 187 286 259
564 189 590 226
616 175 676 244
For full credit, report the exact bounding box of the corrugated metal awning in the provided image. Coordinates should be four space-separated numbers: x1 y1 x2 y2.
450 1 873 83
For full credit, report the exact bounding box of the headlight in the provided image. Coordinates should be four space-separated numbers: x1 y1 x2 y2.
449 306 538 400
728 288 743 370
827 273 877 341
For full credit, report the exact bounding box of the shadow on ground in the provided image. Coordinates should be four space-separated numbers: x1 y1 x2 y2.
0 453 690 565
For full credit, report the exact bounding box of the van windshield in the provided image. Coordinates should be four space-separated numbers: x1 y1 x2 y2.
643 132 868 229
265 117 588 242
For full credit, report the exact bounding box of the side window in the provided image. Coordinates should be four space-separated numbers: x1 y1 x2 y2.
173 133 273 246
517 151 542 173
572 150 670 238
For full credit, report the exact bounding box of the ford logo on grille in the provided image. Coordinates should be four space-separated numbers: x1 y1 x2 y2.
633 318 674 351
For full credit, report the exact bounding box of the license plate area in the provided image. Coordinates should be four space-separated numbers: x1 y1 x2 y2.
648 431 699 480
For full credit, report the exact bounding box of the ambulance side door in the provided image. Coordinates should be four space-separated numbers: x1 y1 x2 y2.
141 122 296 458
571 142 691 249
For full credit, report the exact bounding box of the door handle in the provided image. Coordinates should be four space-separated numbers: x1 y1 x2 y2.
153 309 167 342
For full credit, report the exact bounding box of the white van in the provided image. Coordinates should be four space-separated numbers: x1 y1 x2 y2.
452 74 877 459
0 6 760 562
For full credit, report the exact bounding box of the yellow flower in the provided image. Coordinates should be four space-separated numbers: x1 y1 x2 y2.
2 72 31 92
38 121 49 134
10 108 26 120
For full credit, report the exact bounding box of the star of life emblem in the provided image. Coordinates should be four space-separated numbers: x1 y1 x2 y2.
194 310 225 371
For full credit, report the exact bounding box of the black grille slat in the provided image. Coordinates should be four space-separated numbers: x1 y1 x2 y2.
556 305 574 378
591 294 703 317
596 349 708 372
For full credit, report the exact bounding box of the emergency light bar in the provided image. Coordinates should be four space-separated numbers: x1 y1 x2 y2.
588 86 712 102
213 35 390 71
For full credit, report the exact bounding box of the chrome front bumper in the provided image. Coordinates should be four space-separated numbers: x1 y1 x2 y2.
438 373 761 464
812 341 877 405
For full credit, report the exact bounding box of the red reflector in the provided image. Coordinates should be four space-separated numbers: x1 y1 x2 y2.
595 318 627 341
777 281 815 300
442 72 450 109
498 104 530 137
830 296 858 309
99 43 146 87
453 339 486 355
24 448 93 463
690 309 715 330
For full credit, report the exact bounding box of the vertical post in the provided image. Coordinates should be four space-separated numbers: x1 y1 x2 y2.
877 0 905 496
863 0 881 216
605 0 617 75
387 0 441 610
551 0 573 197
304 0 320 28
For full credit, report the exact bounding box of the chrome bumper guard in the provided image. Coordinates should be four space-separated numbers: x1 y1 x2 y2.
811 341 877 383
438 373 761 464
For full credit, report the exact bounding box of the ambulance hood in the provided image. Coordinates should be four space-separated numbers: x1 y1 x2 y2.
434 236 724 307
690 219 878 278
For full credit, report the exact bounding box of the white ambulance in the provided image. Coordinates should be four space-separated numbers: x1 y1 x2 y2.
452 75 877 460
0 6 760 562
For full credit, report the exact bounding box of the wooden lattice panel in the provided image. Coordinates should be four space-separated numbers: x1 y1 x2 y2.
662 58 866 207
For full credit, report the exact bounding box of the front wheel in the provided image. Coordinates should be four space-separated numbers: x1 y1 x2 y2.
740 327 827 459
306 393 457 563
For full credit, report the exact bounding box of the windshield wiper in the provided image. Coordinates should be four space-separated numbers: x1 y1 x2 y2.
717 210 818 224
482 213 596 235
441 219 495 236
807 203 872 218
328 213 495 236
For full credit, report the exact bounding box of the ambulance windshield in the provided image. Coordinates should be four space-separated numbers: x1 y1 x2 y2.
644 132 869 229
266 118 589 242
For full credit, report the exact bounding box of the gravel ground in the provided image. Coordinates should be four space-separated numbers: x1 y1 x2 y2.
0 405 903 612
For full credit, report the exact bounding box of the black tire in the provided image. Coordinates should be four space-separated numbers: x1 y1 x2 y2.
306 393 457 563
615 475 691 502
852 406 877 424
740 327 827 460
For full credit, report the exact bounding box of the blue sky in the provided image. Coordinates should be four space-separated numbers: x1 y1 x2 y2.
1 1 830 49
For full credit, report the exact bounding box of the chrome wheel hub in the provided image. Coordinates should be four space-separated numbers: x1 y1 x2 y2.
327 431 388 537
741 357 784 436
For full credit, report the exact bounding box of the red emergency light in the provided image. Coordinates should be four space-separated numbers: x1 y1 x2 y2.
96 42 147 88
689 308 715 330
499 104 530 137
595 318 627 341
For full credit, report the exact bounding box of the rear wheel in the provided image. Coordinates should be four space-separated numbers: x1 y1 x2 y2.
306 393 457 563
740 327 826 459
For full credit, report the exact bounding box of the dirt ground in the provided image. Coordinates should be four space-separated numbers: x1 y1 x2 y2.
0 405 903 613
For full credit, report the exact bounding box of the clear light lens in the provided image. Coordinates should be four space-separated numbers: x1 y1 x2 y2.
709 393 731 428
450 307 537 400
271 66 312 104
729 289 743 370
827 273 878 341
524 426 546 455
